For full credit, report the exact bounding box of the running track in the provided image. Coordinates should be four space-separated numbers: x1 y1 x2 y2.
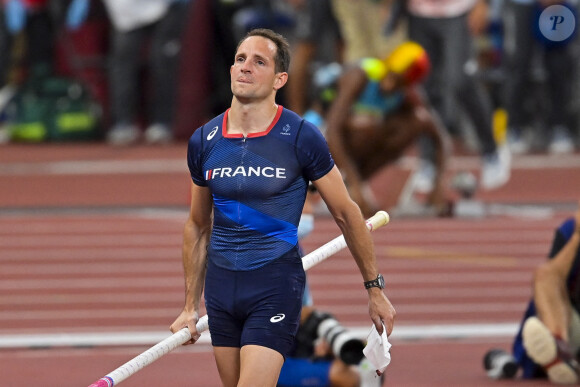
0 143 579 386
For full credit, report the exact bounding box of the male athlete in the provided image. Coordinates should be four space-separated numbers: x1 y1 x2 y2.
170 28 395 387
485 201 580 384
322 41 449 217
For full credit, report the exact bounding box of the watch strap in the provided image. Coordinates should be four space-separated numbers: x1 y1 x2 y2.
364 274 384 289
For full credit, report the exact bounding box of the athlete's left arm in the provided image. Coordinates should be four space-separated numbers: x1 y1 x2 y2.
548 201 580 280
313 166 396 336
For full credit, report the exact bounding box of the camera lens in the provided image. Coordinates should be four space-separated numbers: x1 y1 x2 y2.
317 318 365 365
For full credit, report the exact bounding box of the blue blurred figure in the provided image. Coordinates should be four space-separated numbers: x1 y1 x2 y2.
65 0 90 31
4 0 26 34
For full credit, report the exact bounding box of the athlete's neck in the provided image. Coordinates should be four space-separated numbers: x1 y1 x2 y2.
227 99 279 136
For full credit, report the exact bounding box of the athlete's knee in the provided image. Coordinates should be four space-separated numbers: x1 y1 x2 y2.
532 263 563 286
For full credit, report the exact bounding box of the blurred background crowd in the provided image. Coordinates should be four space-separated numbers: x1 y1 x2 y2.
0 0 578 156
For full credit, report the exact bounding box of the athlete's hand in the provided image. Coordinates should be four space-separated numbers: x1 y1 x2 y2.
368 288 396 336
170 309 201 345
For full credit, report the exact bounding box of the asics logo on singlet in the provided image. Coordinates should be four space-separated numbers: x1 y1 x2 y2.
205 166 286 180
207 126 219 140
270 314 285 323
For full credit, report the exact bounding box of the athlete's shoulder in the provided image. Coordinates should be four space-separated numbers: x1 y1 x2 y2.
267 107 307 141
189 112 226 148
278 108 325 147
278 107 306 128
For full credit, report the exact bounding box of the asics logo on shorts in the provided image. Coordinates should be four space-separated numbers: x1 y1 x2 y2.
270 313 285 323
207 126 218 140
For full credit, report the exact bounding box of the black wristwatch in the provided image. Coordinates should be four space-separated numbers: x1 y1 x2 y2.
364 274 385 290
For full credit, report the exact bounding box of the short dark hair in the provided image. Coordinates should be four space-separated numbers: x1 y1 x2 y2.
236 28 291 74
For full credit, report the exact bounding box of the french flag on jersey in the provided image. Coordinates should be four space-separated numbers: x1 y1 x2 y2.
205 169 213 180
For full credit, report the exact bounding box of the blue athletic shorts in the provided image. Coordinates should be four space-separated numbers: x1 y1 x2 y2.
278 357 332 387
204 257 306 358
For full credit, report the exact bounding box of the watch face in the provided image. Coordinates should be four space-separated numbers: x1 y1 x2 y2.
378 274 385 288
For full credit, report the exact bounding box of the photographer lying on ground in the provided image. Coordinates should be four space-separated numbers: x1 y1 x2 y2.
278 304 382 387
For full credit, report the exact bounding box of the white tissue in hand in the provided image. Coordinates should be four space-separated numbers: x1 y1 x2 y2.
362 324 392 373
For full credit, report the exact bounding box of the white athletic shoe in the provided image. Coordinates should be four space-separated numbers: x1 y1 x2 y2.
522 316 580 384
549 126 575 155
481 145 511 191
107 124 140 146
144 124 173 145
411 160 436 194
507 128 531 155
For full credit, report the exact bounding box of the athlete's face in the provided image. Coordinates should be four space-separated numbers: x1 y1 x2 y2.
230 36 287 102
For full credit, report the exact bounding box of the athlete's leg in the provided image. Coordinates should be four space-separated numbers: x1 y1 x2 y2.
237 259 305 386
205 261 244 386
441 15 496 156
238 345 284 387
214 346 241 387
522 224 580 383
532 253 576 341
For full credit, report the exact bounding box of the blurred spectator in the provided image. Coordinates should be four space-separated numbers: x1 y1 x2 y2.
330 0 406 64
502 0 577 154
322 42 450 217
0 0 57 86
230 0 296 42
0 0 106 143
284 0 343 116
202 0 240 116
99 0 192 146
0 0 58 142
391 0 511 191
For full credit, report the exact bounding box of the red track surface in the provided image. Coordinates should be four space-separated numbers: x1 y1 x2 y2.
1 143 579 386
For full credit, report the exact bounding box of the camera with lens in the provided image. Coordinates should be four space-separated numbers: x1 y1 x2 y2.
294 309 365 365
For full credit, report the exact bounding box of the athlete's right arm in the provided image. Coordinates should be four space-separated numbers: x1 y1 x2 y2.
170 181 213 344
